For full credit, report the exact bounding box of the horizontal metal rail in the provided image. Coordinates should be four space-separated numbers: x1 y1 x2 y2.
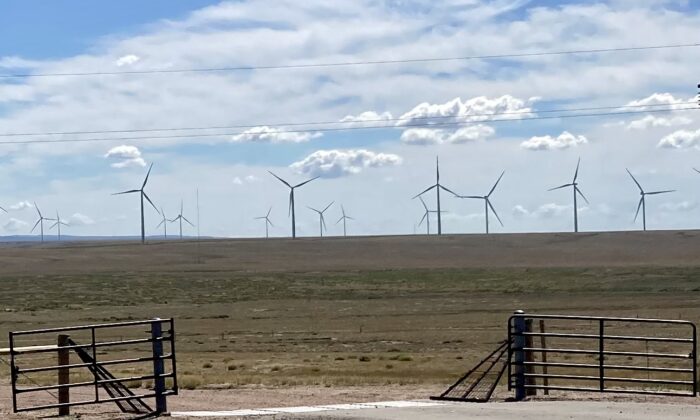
522 384 694 397
11 319 173 336
15 372 174 393
15 390 177 413
17 354 174 374
521 373 694 386
519 332 693 343
520 361 693 373
522 347 692 359
11 336 171 355
509 314 696 326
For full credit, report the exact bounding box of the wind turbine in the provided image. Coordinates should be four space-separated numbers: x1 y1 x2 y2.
155 207 168 239
268 171 319 238
336 205 354 237
413 157 458 235
31 203 55 242
627 169 675 231
113 163 159 243
548 159 589 233
49 211 69 240
255 207 274 238
307 201 334 237
170 200 194 239
417 196 444 235
457 171 505 234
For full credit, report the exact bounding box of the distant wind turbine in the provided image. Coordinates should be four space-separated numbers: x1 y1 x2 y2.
255 207 274 238
170 200 194 239
31 203 55 243
269 171 319 238
413 157 458 235
336 205 354 237
417 196 444 235
49 211 69 240
548 159 589 233
627 169 675 231
113 163 159 243
457 171 505 234
307 201 334 237
156 207 168 238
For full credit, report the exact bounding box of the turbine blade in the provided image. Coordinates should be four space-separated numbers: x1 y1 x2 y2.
112 189 140 195
646 190 675 195
336 216 343 225
288 191 293 217
418 212 427 227
548 183 573 191
182 216 194 226
31 219 41 233
694 168 700 175
180 199 184 215
294 176 320 188
0 206 6 213
458 195 484 199
439 184 459 196
419 196 428 210
142 163 154 189
341 205 346 217
255 216 266 220
346 216 355 220
413 184 436 199
634 197 643 222
50 221 59 229
487 171 505 197
626 168 644 193
269 171 292 188
323 201 334 213
156 220 165 228
321 215 327 230
575 187 590 205
267 218 274 227
573 157 581 182
267 206 272 217
487 199 504 227
35 202 42 218
142 192 160 214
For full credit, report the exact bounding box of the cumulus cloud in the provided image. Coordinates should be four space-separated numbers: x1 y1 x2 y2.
104 145 146 168
232 175 260 185
340 111 393 126
231 126 321 143
397 95 533 126
626 115 692 130
521 131 588 151
624 93 688 110
3 218 28 232
658 129 700 149
7 201 34 211
400 125 494 145
290 149 402 178
68 213 95 226
512 203 572 218
115 54 140 67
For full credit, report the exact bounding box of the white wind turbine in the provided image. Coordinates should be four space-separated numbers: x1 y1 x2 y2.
457 171 505 234
50 211 69 240
413 157 458 235
113 163 159 243
336 205 354 237
31 203 56 243
307 201 334 237
548 159 589 233
627 169 675 231
170 200 194 239
255 207 274 238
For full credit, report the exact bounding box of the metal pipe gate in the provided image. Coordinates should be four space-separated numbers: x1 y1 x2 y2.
7 318 178 416
508 312 697 399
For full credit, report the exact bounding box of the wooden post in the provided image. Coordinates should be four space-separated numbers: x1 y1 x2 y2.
512 311 526 401
539 320 549 395
57 334 70 416
524 319 536 396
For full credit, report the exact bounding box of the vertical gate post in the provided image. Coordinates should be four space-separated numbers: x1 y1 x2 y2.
539 320 549 395
598 319 605 392
57 334 70 416
151 319 167 414
512 310 527 401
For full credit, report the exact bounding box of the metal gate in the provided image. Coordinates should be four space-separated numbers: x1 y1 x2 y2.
508 313 697 399
7 318 178 416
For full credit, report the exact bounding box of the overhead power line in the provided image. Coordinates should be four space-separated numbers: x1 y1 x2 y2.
0 106 696 146
1 43 699 78
1 101 696 138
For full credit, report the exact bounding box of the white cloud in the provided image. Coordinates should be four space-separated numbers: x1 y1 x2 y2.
104 145 147 168
447 125 496 144
624 93 688 110
521 131 588 151
512 203 572 218
232 175 260 185
290 149 402 178
115 54 140 67
68 213 95 226
400 128 447 145
660 201 697 212
626 115 692 130
658 129 700 149
340 111 393 126
512 205 529 217
397 95 533 126
230 126 321 143
7 201 34 211
3 218 28 233
400 125 494 145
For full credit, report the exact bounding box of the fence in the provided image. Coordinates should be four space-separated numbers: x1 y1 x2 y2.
6 318 178 416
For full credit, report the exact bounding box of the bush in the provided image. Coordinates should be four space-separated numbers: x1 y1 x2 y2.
359 356 371 362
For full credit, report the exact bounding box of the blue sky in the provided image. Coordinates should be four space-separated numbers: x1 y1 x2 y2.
1 0 699 238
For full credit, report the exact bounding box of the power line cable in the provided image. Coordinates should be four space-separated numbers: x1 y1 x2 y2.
1 43 699 78
1 101 696 138
0 106 696 146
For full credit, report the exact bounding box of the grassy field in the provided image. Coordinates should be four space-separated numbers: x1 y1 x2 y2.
0 231 699 393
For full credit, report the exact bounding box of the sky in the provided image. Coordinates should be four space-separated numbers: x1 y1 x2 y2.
1 0 700 239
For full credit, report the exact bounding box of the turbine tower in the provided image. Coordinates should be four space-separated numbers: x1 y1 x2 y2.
269 171 319 238
413 157 458 235
255 207 274 238
417 196 444 235
307 201 334 237
155 207 168 239
113 163 159 243
457 171 505 234
627 169 675 231
170 199 194 239
30 203 55 243
336 205 354 237
548 159 589 233
49 211 69 240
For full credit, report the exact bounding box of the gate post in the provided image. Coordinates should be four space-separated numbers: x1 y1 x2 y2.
57 334 70 416
512 310 527 401
151 319 167 414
